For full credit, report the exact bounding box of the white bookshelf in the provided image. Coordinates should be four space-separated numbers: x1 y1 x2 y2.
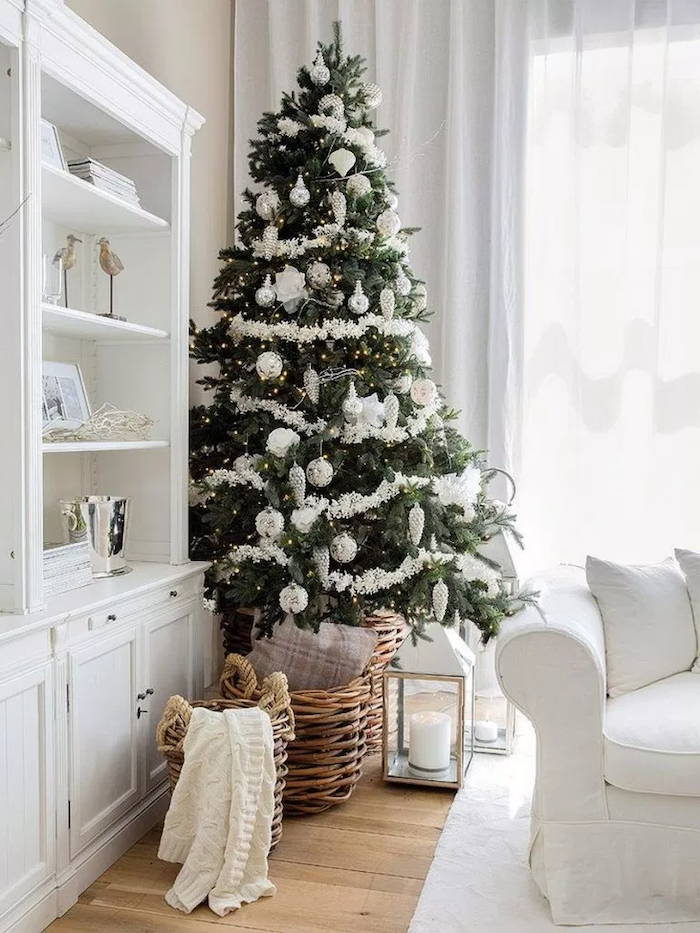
42 303 169 342
42 440 170 454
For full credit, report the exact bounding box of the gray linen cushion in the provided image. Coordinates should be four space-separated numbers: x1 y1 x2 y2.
247 617 378 691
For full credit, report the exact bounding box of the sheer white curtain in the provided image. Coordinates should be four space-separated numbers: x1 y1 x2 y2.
232 0 521 463
519 0 700 570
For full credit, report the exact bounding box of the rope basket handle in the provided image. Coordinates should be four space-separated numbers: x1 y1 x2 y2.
220 653 258 699
155 694 192 756
259 671 296 740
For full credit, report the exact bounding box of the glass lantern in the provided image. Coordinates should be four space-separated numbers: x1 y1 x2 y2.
382 624 475 789
473 636 517 755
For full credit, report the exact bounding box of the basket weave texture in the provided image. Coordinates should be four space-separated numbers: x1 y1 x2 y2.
156 655 295 850
220 653 371 815
363 613 408 754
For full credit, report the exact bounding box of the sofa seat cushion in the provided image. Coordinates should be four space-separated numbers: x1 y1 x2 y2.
604 672 700 796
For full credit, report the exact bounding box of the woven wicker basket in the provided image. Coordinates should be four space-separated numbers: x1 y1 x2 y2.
156 656 295 849
363 613 408 754
220 654 371 815
221 607 256 657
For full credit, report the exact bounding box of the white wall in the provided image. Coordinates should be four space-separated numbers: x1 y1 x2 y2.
66 0 233 379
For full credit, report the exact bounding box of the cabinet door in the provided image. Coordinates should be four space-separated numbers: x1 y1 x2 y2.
142 604 194 794
68 627 140 857
0 665 54 917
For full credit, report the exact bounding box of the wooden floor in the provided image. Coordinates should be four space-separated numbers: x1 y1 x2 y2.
47 758 454 933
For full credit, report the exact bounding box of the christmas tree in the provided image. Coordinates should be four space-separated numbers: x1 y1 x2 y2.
190 24 526 641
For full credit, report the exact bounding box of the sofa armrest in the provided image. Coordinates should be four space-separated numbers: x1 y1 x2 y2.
495 566 608 821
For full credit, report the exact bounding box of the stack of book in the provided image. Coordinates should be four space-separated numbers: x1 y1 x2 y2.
43 541 93 598
67 158 141 206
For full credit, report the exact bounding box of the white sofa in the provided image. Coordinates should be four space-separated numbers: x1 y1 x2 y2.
495 565 700 926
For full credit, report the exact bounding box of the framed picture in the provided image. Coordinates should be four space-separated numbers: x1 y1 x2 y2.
40 119 66 170
42 361 90 430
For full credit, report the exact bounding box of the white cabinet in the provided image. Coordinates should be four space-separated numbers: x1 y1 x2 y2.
0 664 54 924
67 626 140 857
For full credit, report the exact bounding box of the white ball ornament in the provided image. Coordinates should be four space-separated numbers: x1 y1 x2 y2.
318 93 345 121
331 533 358 563
385 191 399 210
408 503 425 546
313 546 330 585
329 148 356 177
410 378 438 407
310 51 330 86
346 174 372 198
306 457 334 487
356 126 375 147
330 190 347 227
256 190 280 220
348 281 369 315
255 274 276 308
380 287 395 321
360 82 383 109
289 173 310 208
384 392 399 430
255 351 283 380
432 580 449 623
303 366 320 404
306 261 332 289
279 583 309 615
255 507 284 539
288 464 306 507
342 382 363 423
377 209 401 237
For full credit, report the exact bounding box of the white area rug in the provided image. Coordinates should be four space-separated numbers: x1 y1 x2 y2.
409 721 700 933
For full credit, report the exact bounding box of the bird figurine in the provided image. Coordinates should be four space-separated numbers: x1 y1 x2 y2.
52 233 81 308
97 237 124 318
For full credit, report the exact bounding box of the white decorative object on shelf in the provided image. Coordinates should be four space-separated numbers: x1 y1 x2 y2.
42 403 154 443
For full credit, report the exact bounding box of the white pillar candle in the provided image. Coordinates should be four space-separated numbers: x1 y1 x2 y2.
474 719 498 743
408 711 451 772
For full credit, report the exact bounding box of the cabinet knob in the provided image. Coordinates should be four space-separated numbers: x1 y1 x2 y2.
146 687 154 696
107 613 117 622
137 692 146 700
137 706 148 719
170 590 178 598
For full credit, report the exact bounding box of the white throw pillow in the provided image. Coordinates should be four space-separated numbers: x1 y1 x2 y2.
673 549 700 672
586 556 697 697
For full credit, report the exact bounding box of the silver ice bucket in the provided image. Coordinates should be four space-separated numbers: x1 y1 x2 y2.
60 495 132 577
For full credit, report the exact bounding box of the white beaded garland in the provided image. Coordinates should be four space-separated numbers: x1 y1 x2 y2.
379 287 395 321
348 281 369 315
306 457 334 487
360 82 383 109
346 174 372 198
306 261 332 289
289 173 310 208
288 464 306 507
279 582 309 615
303 366 320 404
256 190 280 220
255 351 283 379
313 545 330 585
310 51 330 86
331 532 358 563
330 190 347 227
255 274 276 308
408 503 425 546
255 507 284 539
376 209 401 237
318 93 345 121
432 580 449 622
384 393 399 430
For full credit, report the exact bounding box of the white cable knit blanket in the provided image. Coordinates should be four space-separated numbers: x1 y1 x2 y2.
158 705 276 915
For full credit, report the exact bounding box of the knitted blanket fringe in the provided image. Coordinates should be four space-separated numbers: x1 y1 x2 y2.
158 705 276 915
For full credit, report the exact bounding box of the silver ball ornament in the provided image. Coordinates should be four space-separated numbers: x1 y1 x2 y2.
318 93 345 121
385 191 399 210
310 51 330 86
255 351 283 380
290 173 310 208
348 281 369 315
360 82 383 110
330 533 358 563
255 274 276 308
306 457 334 487
346 174 372 198
255 190 280 220
279 582 309 615
306 261 332 289
255 507 284 540
377 209 401 237
342 382 363 423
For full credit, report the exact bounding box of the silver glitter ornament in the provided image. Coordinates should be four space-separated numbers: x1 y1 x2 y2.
255 507 284 539
432 580 449 622
262 224 279 260
256 190 280 220
376 209 401 237
408 503 425 545
330 190 347 227
313 545 330 585
384 392 399 430
306 457 334 487
304 366 320 404
289 173 310 208
279 582 309 615
380 287 395 321
288 464 306 507
348 281 369 315
310 51 330 86
306 261 332 289
360 82 383 109
255 350 283 379
318 93 345 121
342 382 363 423
346 173 372 198
255 274 276 308
331 533 358 563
